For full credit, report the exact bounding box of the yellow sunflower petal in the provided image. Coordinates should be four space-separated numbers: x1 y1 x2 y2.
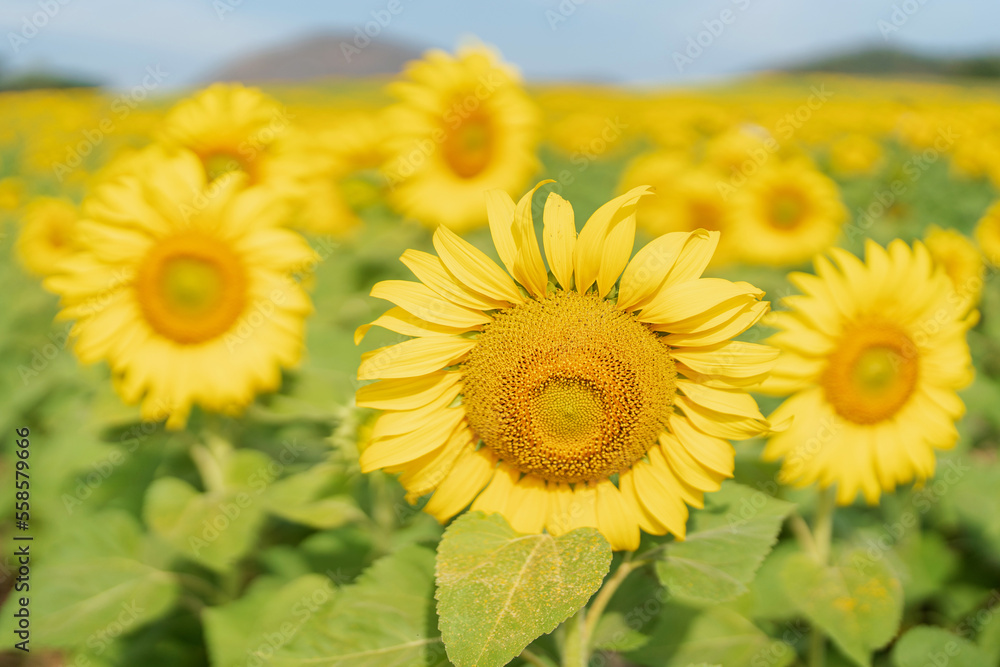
638 279 764 327
433 225 525 304
358 336 476 380
630 459 689 538
425 448 498 522
354 307 476 344
471 463 520 515
505 474 549 534
542 192 576 291
401 249 509 311
360 407 464 471
485 188 518 275
511 180 552 297
575 185 653 295
595 479 640 551
355 371 462 411
370 280 491 328
616 231 689 312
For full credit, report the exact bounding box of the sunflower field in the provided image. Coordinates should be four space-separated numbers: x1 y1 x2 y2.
1 44 1000 667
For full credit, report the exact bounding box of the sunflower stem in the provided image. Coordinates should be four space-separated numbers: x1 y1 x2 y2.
582 553 636 650
560 608 587 667
520 647 555 667
808 486 837 667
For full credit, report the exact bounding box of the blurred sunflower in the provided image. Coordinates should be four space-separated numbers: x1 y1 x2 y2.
828 133 884 177
15 197 80 276
759 240 977 504
159 83 313 199
295 112 389 236
730 162 846 266
355 183 776 550
382 45 540 232
923 225 983 306
975 201 1000 267
46 149 316 429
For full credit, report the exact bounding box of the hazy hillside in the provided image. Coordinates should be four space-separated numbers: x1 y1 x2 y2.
788 46 1000 79
204 33 426 84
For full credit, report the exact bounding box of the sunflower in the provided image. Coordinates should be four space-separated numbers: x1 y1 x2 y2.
159 83 314 199
828 134 884 177
759 240 977 504
923 225 984 307
45 148 316 429
355 183 776 550
622 164 738 266
382 45 540 232
976 201 1000 267
729 161 846 266
295 112 389 236
15 197 80 276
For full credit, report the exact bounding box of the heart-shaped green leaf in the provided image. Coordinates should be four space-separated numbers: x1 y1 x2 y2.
781 549 903 667
436 512 612 667
657 481 794 604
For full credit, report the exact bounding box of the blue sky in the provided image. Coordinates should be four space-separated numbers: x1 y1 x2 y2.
1 0 997 89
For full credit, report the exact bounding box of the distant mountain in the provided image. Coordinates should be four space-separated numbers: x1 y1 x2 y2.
786 46 1000 79
204 33 427 84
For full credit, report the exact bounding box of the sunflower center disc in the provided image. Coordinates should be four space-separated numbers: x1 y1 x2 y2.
441 106 494 179
203 151 251 182
769 188 808 229
136 231 248 344
821 320 919 424
461 290 677 483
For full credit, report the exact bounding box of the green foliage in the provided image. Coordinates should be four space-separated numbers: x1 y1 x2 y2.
271 545 447 667
203 574 335 667
435 512 612 667
781 550 904 667
628 604 796 667
892 626 990 667
0 510 179 648
656 482 794 604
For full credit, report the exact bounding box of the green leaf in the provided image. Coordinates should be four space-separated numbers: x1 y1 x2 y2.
203 574 335 667
656 482 794 604
627 603 795 667
0 511 179 649
435 512 612 667
272 544 447 667
143 447 274 572
745 541 799 621
590 611 650 653
264 463 365 529
781 549 903 667
143 475 266 572
892 626 990 667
